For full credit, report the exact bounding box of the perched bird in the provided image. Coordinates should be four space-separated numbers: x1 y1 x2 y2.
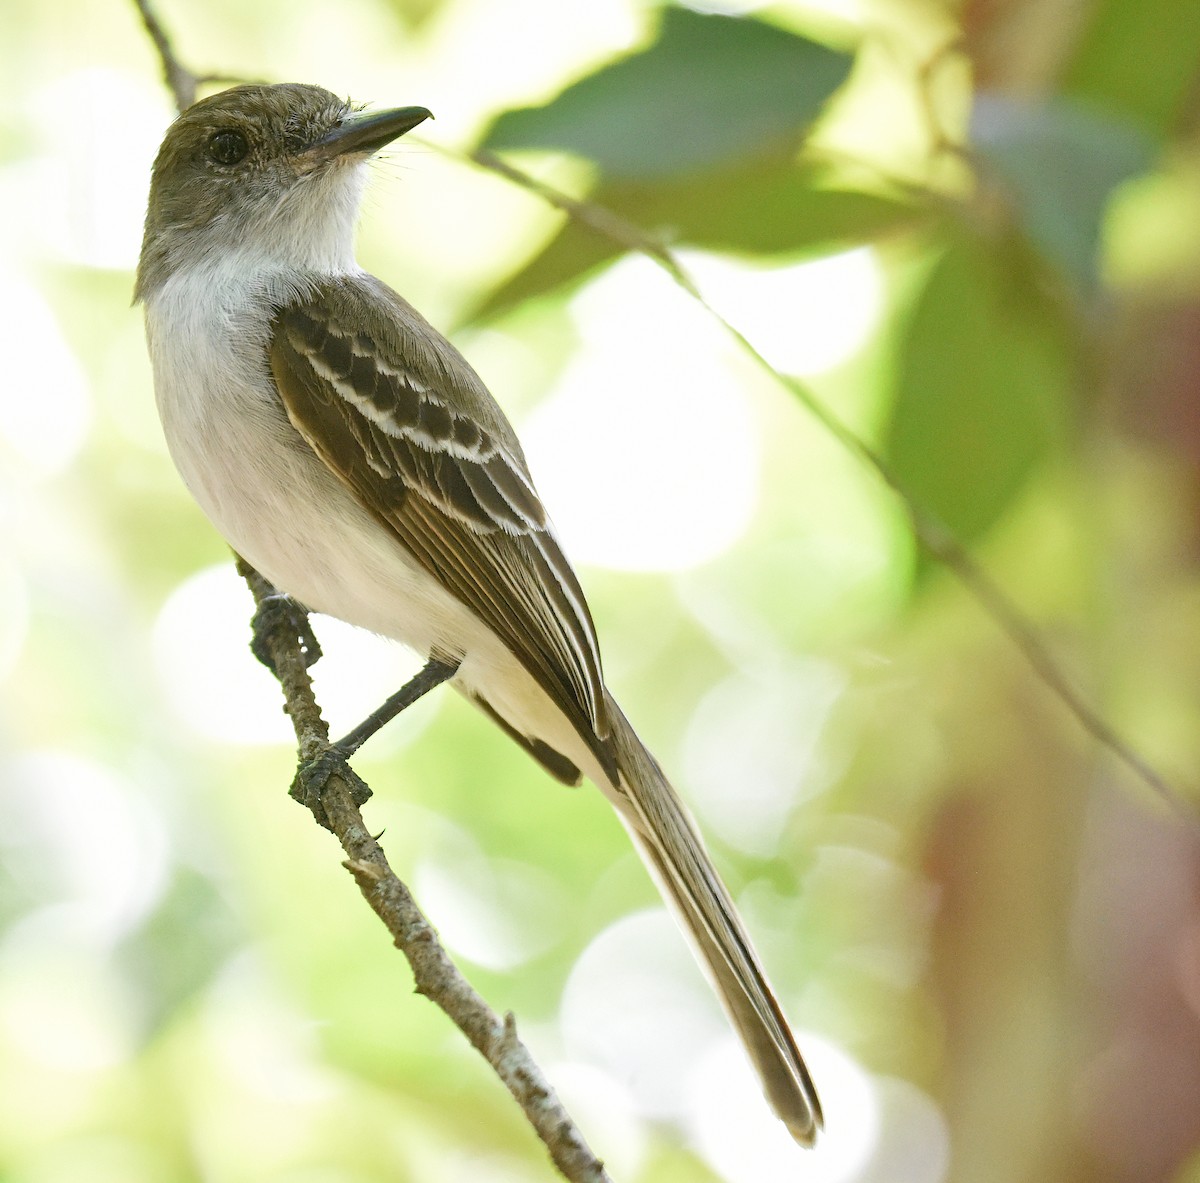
136 82 821 1144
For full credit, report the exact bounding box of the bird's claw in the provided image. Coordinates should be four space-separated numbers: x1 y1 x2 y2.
290 744 372 827
250 593 322 675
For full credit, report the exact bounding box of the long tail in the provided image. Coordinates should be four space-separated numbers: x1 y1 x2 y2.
604 694 822 1146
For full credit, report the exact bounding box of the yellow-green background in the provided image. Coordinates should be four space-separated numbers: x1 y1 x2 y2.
3 0 1200 1180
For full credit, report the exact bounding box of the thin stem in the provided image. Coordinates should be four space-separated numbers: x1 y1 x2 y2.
448 143 1192 819
131 0 197 112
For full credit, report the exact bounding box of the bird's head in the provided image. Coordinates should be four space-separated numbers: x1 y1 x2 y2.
137 83 431 298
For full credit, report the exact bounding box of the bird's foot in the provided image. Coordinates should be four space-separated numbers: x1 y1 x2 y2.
290 743 372 827
250 592 322 676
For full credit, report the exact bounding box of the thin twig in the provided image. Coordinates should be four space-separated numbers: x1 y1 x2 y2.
452 145 1192 818
131 0 197 111
238 562 613 1183
132 0 256 113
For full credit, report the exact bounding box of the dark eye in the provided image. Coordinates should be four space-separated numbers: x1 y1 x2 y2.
207 130 249 166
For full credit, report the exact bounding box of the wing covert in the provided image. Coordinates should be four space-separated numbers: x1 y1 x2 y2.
268 279 614 778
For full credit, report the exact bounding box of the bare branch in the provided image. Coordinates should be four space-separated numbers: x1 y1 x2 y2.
453 144 1194 819
132 0 253 113
131 0 199 112
237 561 614 1183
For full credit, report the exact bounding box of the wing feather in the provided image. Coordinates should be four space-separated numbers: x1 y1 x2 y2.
269 277 615 779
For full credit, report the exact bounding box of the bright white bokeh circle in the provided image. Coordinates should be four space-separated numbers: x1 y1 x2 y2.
152 563 434 746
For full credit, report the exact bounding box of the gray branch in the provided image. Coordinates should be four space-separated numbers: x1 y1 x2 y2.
237 562 614 1183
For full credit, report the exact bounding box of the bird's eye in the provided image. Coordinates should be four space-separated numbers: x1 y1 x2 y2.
207 130 249 166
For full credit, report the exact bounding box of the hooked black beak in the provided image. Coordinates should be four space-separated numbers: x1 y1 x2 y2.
306 105 433 160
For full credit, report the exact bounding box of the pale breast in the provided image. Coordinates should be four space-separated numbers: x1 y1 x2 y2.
141 258 599 784
144 261 469 655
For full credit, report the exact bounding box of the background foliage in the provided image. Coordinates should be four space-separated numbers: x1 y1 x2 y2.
2 0 1200 1180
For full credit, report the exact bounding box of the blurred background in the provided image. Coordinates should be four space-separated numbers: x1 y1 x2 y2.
3 0 1200 1179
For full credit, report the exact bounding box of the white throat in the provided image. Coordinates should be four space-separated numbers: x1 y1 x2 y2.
143 158 369 305
234 160 368 276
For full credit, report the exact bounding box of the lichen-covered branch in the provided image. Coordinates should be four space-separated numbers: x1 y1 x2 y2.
237 561 613 1183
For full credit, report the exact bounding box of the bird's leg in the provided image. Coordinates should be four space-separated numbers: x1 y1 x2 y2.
332 657 460 757
291 657 460 814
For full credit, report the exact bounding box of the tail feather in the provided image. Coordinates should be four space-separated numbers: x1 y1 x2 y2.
604 695 822 1146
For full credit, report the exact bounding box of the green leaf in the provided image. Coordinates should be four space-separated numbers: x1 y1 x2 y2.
469 156 917 322
885 235 1073 547
117 869 241 1034
616 156 919 253
481 7 854 180
467 214 617 324
1063 0 1200 137
972 95 1155 289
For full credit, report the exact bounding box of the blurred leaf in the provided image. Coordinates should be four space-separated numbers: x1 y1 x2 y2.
117 868 241 1035
1063 0 1200 137
481 6 854 180
885 235 1073 547
972 95 1155 289
627 159 919 254
469 212 613 324
471 156 917 321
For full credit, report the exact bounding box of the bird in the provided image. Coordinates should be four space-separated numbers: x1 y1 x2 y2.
136 81 822 1145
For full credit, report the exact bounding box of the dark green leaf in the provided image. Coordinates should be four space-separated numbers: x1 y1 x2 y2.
885 235 1073 547
972 95 1155 289
469 156 917 322
482 7 854 180
467 214 617 324
614 156 920 254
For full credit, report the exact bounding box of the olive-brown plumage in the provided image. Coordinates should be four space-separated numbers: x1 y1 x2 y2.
138 83 822 1144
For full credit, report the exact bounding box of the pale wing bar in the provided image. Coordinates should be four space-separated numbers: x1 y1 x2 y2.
269 290 615 779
